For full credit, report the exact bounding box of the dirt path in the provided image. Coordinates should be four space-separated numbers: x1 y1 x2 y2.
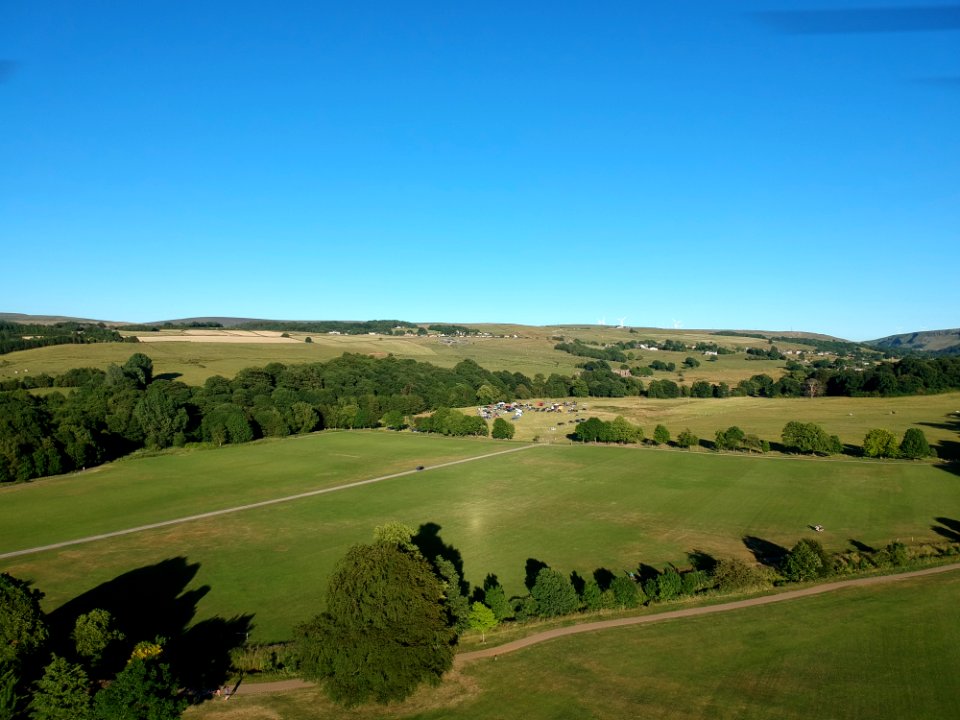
229 562 960 696
455 562 960 664
0 444 538 560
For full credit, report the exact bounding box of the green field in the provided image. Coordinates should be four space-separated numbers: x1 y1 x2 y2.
185 570 960 720
3 432 957 641
0 325 795 386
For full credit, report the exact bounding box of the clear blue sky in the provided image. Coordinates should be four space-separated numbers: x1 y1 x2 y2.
2 1 957 340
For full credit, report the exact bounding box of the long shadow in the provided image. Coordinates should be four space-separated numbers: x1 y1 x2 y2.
849 539 876 553
569 571 586 596
524 558 549 591
48 557 253 693
932 517 960 542
919 416 960 463
592 567 615 591
743 535 789 568
687 549 717 573
412 522 467 594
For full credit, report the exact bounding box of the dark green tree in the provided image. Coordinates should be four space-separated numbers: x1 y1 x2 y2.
899 428 932 459
72 609 124 669
0 661 19 720
653 424 670 445
29 656 92 720
609 576 641 608
676 429 699 449
295 527 455 707
530 568 579 618
491 418 515 440
0 573 48 666
121 354 153 389
782 539 831 582
91 657 184 720
482 583 513 621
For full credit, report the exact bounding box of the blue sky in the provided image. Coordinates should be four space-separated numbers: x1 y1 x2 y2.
2 1 957 340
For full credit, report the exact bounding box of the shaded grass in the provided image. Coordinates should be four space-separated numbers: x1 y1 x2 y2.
3 436 958 641
184 570 960 720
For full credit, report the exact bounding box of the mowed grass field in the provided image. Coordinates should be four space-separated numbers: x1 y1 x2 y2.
185 570 960 720
3 431 958 641
0 325 794 386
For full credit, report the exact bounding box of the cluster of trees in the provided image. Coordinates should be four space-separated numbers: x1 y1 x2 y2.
0 321 127 356
714 426 770 453
574 416 644 443
862 427 935 459
0 573 187 720
554 340 629 363
0 353 558 483
412 408 488 437
235 319 419 335
781 421 843 455
746 345 784 360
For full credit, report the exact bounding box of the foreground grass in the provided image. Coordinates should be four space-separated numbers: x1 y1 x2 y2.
3 434 957 640
185 570 960 720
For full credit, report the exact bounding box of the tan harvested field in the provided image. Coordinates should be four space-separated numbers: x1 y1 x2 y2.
136 330 301 344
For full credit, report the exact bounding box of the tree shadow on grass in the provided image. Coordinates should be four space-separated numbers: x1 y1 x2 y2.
918 415 960 463
743 536 789 568
524 558 549 591
849 539 876 553
592 567 615 591
687 549 717 573
47 557 253 695
932 517 960 543
412 522 468 594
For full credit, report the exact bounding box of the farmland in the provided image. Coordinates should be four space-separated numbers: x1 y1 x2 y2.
0 324 802 386
3 430 957 641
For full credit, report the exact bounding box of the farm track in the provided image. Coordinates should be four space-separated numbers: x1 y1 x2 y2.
0 444 539 560
230 562 960 696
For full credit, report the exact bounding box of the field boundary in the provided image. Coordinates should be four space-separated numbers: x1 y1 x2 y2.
230 562 960 696
454 562 960 664
0 444 538 560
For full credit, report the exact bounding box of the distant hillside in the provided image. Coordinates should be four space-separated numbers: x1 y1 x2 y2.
867 329 960 355
0 312 125 326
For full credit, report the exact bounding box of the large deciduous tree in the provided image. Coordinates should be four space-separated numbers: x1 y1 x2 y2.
0 573 48 667
295 526 456 707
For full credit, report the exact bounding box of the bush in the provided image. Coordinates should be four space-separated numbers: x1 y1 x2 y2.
676 429 699 449
491 418 515 440
863 428 900 458
899 428 932 459
653 424 670 445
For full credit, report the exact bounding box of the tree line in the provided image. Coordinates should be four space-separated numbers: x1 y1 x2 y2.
288 521 960 708
0 322 128 356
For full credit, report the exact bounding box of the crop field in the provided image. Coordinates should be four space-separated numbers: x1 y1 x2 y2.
3 431 957 641
185 570 960 720
503 392 960 459
0 325 795 386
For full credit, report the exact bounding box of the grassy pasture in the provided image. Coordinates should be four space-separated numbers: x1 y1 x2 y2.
3 433 957 641
185 570 960 720
503 392 960 458
0 326 794 386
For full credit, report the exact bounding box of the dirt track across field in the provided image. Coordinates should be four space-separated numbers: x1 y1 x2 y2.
230 562 960 696
0 444 538 560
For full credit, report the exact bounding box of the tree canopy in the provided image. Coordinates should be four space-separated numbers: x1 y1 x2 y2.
295 526 456 706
